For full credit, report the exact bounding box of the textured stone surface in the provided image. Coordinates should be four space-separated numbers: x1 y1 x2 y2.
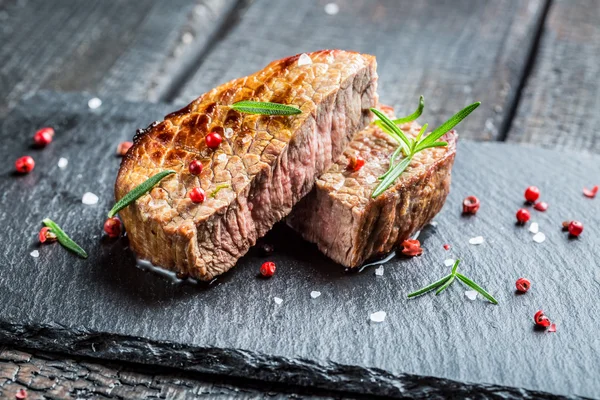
1 92 599 398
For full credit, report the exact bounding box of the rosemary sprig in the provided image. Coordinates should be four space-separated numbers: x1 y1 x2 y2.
210 183 230 198
42 218 88 259
108 170 175 218
407 259 498 304
231 101 302 115
370 99 480 198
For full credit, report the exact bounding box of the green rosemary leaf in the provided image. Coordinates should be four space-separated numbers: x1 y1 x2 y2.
210 183 230 198
231 101 301 115
416 141 448 151
42 218 88 259
451 259 460 275
375 96 425 130
408 274 453 298
455 273 499 305
416 102 480 151
371 156 412 198
379 147 404 180
414 123 428 145
435 275 455 295
370 108 411 156
108 170 175 218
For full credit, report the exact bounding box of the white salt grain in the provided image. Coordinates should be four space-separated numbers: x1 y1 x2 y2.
58 157 68 169
533 232 546 243
310 291 321 299
444 259 455 267
429 221 438 227
324 3 339 15
30 250 39 258
224 127 234 139
465 290 478 301
82 192 99 205
375 265 384 276
217 153 227 162
469 236 485 245
181 32 194 44
365 175 376 184
529 222 539 234
274 297 283 305
370 311 386 323
88 97 102 109
298 53 313 66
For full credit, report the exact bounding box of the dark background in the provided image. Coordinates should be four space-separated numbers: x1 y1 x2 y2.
1 0 599 398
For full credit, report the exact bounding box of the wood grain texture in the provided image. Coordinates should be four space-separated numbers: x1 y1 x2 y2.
0 348 339 399
0 0 237 116
176 0 547 141
1 92 599 398
506 0 600 154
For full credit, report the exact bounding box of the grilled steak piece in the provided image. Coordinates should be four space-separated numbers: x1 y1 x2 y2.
287 107 456 267
115 50 378 280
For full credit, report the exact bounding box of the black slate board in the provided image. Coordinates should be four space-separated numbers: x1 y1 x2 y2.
1 92 599 398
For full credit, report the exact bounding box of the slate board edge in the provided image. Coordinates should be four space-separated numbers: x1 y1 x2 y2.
0 322 573 399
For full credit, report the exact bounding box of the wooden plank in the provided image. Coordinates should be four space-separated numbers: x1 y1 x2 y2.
506 0 600 154
176 0 547 141
0 0 237 116
1 92 599 398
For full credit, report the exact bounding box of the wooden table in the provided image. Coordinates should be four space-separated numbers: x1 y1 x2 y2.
1 0 598 398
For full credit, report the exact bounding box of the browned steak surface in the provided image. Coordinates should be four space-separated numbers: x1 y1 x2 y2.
287 108 456 268
115 50 378 280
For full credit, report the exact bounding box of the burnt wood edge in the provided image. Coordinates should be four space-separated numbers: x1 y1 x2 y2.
0 322 573 399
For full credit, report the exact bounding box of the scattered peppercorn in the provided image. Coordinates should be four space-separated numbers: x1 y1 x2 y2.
534 310 551 328
401 239 423 257
583 185 598 198
462 195 480 214
189 160 203 175
260 243 274 256
33 127 54 147
260 261 276 277
15 156 35 173
516 208 530 223
347 156 365 172
38 227 57 243
524 186 540 203
15 388 27 400
568 220 583 237
205 131 223 149
533 201 548 211
104 217 122 238
515 277 531 293
443 244 451 251
116 141 133 156
189 187 206 203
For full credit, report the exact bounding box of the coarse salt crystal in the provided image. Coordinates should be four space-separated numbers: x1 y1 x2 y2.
82 192 99 205
375 265 384 276
370 311 386 323
30 250 39 258
444 259 455 267
224 127 234 138
88 97 102 109
529 222 539 234
58 157 68 169
274 297 283 305
365 175 376 184
298 53 312 66
469 236 484 245
465 290 478 300
217 153 227 162
324 2 339 15
181 32 194 44
310 291 321 299
533 232 546 243
429 221 438 227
